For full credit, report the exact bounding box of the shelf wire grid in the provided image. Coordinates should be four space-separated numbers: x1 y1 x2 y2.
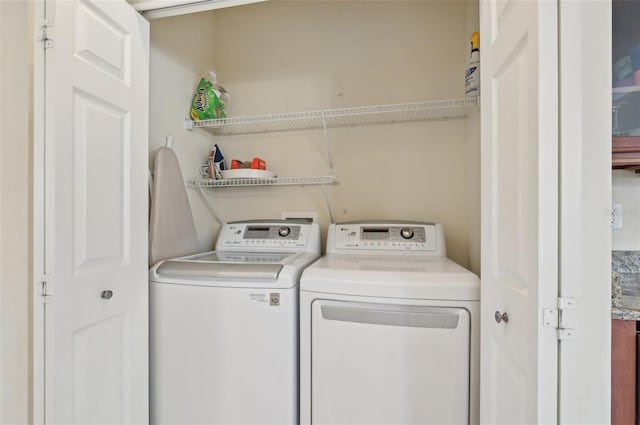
188 175 336 188
186 97 478 134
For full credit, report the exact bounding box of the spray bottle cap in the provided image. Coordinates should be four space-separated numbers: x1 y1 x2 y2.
470 32 480 52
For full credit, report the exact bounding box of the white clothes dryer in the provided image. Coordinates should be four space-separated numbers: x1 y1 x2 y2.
300 221 480 425
150 219 321 425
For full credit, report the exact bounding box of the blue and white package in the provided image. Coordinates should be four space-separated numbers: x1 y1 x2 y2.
200 144 226 179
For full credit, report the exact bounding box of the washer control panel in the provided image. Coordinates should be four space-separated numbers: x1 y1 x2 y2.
216 220 316 251
330 222 441 253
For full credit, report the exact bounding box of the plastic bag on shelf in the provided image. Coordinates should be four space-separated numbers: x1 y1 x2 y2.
190 70 229 121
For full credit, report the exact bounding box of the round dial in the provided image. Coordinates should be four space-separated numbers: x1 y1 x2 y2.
400 228 414 239
278 226 291 237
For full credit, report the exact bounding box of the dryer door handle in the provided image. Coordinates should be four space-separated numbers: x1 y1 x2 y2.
320 302 463 329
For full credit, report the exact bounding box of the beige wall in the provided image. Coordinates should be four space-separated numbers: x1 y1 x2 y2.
0 1 32 424
149 10 222 249
150 1 480 271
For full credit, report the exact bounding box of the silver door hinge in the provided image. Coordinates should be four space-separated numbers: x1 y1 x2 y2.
37 19 53 49
543 297 576 340
41 274 53 304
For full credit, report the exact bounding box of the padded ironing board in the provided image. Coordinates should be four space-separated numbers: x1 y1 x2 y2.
149 147 199 266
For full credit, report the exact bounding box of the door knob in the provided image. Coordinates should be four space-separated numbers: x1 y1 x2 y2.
101 290 113 300
494 310 509 323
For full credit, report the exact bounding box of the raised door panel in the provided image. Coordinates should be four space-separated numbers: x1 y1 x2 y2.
74 0 131 84
72 90 130 272
72 313 131 424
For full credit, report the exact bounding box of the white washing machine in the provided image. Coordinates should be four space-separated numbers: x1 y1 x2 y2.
300 221 480 425
150 219 321 425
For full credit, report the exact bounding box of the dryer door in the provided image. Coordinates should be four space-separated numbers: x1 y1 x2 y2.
311 300 470 425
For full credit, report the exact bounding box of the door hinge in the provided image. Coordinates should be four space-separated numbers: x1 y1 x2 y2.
37 19 53 49
41 274 54 304
543 297 576 340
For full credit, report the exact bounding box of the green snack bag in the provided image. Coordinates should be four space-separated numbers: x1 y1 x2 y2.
190 77 226 120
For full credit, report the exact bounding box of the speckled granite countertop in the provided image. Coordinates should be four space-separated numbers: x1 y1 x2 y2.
612 251 640 320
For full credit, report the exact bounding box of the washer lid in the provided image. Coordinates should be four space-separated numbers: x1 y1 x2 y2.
149 250 323 289
153 251 295 282
190 251 292 263
300 255 480 301
157 261 283 280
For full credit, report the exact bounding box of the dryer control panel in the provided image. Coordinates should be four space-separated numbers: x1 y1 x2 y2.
216 220 321 254
327 222 446 256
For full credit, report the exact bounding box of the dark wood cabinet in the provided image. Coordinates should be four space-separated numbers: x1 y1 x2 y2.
612 319 636 425
613 1 640 170
613 137 640 170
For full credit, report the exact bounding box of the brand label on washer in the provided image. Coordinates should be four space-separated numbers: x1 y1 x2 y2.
270 293 280 306
249 293 268 303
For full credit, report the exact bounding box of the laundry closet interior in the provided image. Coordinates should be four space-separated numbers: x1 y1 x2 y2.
145 0 481 271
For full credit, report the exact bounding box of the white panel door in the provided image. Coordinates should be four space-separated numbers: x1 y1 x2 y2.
41 0 149 423
480 0 559 423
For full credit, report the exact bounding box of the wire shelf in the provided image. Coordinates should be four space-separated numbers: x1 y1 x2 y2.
184 97 478 134
188 175 336 188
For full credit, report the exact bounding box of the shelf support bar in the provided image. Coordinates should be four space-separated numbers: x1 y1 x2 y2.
322 118 334 174
320 118 335 223
196 186 222 225
321 183 335 224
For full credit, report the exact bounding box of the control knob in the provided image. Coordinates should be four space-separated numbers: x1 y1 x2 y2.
400 228 414 240
278 226 291 237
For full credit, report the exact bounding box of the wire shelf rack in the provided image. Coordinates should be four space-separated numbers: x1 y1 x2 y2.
188 175 336 188
184 97 478 134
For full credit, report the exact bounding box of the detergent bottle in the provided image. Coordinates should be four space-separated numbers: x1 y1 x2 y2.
465 32 480 97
